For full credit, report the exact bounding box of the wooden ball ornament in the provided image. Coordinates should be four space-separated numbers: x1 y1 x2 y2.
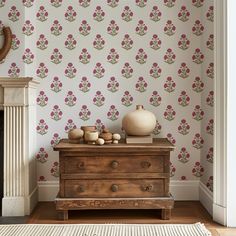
112 133 121 141
96 138 105 145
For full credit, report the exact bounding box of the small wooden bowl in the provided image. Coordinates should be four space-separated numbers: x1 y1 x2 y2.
81 126 96 132
68 129 84 140
99 132 112 141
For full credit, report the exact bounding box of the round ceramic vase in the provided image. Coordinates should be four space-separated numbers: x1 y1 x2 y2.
122 105 156 136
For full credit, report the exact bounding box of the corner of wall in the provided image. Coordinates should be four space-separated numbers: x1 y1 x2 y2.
199 181 213 215
199 0 214 215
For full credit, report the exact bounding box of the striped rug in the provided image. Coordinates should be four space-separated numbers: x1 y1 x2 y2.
0 223 211 236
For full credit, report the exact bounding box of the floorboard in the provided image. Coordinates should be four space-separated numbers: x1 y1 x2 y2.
1 201 234 235
26 201 236 235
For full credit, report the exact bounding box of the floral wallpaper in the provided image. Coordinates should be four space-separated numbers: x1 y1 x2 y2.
0 0 214 191
0 1 25 76
200 1 214 192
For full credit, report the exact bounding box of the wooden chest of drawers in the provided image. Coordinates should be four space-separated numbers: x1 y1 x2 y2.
54 138 175 220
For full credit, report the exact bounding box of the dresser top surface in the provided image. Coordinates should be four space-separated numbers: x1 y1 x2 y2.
54 138 175 152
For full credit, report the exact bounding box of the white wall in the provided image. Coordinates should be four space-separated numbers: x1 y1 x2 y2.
227 0 236 227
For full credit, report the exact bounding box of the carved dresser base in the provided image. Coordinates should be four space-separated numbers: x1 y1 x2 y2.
55 195 174 220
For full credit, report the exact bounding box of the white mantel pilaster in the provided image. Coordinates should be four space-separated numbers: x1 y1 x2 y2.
0 77 39 216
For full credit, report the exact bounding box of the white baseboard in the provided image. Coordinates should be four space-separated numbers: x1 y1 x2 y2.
2 187 38 216
26 186 38 215
199 181 213 216
2 197 25 216
38 181 59 201
213 203 227 226
38 180 200 202
170 180 199 200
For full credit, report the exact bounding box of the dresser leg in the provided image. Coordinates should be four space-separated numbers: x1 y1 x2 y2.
58 210 68 220
161 209 171 220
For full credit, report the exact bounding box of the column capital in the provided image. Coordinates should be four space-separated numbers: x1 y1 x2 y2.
0 77 39 107
0 77 39 89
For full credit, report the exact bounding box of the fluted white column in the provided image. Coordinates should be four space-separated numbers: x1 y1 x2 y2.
0 78 39 216
4 106 24 197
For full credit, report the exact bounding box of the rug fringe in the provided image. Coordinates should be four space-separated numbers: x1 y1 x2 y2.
195 223 212 236
0 223 212 236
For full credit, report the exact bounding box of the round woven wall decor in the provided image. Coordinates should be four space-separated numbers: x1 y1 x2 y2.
0 27 12 61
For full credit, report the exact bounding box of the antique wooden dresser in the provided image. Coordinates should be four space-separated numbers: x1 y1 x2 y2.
54 138 175 220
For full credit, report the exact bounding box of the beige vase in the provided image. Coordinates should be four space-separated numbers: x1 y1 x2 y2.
84 131 99 144
122 105 156 136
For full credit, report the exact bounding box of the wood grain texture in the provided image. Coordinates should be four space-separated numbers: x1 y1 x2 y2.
57 210 68 221
63 179 166 198
54 138 175 152
63 155 165 173
54 138 175 220
61 173 170 180
55 196 174 210
28 201 228 236
161 209 171 220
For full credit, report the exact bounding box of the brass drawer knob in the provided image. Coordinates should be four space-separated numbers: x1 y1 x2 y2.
141 184 153 192
111 161 119 169
111 184 119 192
141 161 151 169
77 162 85 169
78 185 85 193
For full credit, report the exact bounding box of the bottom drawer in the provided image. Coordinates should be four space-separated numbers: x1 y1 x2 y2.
64 179 166 198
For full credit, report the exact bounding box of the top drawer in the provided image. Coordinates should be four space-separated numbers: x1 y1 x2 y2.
62 155 166 174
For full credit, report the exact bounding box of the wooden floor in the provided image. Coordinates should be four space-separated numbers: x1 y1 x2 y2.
28 201 235 236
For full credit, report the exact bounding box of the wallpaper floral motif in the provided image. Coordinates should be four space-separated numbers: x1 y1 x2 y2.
200 0 214 192
0 0 214 191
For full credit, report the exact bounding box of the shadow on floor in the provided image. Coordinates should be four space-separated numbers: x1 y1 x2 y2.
0 216 29 224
